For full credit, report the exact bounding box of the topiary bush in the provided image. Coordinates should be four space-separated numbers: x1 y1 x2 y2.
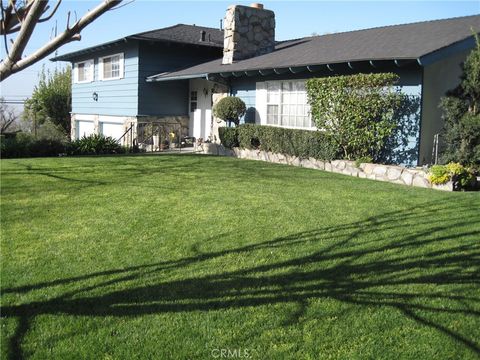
68 134 125 156
213 96 246 126
220 124 339 160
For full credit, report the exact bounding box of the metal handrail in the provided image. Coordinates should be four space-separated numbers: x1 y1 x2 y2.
117 123 134 145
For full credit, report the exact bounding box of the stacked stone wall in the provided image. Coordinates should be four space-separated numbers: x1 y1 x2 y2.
222 5 275 64
199 144 456 191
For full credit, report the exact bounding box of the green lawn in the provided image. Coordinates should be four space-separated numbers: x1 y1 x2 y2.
1 154 479 360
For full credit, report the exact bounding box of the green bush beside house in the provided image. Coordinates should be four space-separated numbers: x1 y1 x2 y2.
219 124 339 161
1 134 130 158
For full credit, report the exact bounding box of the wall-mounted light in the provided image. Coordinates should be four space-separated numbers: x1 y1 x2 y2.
203 88 209 97
92 92 98 101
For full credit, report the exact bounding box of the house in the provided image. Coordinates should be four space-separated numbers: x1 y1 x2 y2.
52 24 224 147
52 4 480 165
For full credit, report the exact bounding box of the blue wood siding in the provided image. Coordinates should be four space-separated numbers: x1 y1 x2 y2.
71 42 139 116
230 78 256 124
138 43 221 116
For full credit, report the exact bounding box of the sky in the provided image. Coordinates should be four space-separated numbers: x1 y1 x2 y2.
1 0 479 114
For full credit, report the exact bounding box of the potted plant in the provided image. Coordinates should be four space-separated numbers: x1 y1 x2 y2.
169 131 176 148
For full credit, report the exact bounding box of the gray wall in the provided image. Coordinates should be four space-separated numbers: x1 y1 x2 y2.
419 50 470 165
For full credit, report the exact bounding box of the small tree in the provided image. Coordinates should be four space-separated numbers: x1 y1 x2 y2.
440 34 480 165
306 73 407 161
213 96 246 127
0 97 19 133
24 66 71 134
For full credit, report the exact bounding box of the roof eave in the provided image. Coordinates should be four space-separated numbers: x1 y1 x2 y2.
417 34 477 66
147 57 422 82
50 37 129 62
146 73 209 82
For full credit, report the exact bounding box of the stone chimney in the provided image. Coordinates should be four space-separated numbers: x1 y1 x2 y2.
222 3 275 64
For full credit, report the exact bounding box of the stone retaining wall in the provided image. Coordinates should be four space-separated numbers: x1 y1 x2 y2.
199 143 455 191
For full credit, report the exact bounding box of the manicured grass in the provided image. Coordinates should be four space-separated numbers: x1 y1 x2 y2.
1 154 479 360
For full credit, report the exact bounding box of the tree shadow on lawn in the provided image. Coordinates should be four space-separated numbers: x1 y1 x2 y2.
2 201 480 359
4 156 266 191
6 155 347 193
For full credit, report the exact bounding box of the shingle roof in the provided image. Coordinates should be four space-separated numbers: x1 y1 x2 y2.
148 14 480 81
129 24 224 46
51 24 223 61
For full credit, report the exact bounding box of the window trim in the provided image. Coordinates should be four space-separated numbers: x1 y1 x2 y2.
74 59 94 84
262 80 316 130
98 53 124 81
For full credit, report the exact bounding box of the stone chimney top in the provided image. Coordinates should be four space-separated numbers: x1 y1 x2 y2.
250 3 264 9
222 4 275 64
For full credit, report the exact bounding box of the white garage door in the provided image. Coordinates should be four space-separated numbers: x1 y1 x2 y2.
76 120 95 139
100 122 124 142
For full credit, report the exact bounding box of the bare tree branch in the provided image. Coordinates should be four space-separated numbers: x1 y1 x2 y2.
37 0 61 25
6 0 48 63
1 0 36 35
0 97 19 133
0 0 123 81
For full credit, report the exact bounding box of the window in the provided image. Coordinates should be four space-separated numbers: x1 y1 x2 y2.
74 59 93 83
266 80 313 129
190 91 198 112
99 53 124 80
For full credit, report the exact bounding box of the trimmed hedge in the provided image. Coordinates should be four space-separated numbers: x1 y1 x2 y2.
1 134 67 158
1 133 130 158
218 127 239 148
219 124 339 160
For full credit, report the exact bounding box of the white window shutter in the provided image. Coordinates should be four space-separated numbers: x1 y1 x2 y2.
73 63 78 83
119 53 125 79
91 59 95 82
98 57 104 81
255 82 267 125
87 60 94 82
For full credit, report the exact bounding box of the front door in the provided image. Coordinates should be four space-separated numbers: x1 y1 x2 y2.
189 79 212 140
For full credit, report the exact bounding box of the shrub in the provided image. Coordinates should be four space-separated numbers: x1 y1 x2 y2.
354 156 373 168
428 162 476 190
440 35 480 165
0 132 67 158
306 73 413 162
428 165 451 185
68 134 124 156
218 127 239 148
220 124 339 160
213 97 246 126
